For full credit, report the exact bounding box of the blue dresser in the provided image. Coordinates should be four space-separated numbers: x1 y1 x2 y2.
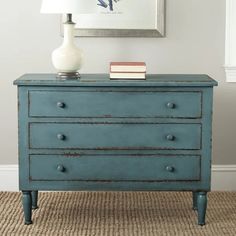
14 74 217 225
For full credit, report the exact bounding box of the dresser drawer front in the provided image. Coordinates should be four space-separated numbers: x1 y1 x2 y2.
29 123 201 150
29 155 200 181
29 91 201 118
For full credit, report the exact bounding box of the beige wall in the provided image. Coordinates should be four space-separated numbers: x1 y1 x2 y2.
0 0 233 164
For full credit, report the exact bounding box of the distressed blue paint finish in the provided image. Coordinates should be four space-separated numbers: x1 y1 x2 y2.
22 191 32 225
13 74 218 87
30 155 200 181
29 123 201 150
192 191 198 210
31 191 38 210
197 192 207 226
14 74 217 225
29 91 202 118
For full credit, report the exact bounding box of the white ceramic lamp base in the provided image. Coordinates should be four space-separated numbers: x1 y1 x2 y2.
52 22 83 79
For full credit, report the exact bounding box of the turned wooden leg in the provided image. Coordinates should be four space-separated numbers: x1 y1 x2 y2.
192 191 198 210
31 191 38 210
197 191 207 226
22 191 32 225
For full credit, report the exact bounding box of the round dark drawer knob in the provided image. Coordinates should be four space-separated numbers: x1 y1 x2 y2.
57 164 65 172
166 166 175 172
166 134 175 141
57 134 66 140
57 102 65 108
166 102 175 109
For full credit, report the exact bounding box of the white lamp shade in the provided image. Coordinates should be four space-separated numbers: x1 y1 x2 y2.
41 0 96 14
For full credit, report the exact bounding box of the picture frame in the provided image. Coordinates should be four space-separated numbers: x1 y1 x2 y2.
69 0 165 37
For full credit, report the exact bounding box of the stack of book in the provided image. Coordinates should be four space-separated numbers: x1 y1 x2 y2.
110 62 146 80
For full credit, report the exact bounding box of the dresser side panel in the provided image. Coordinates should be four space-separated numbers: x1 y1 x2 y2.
199 87 214 190
18 86 31 190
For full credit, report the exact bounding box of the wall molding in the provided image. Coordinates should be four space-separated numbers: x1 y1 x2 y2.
225 66 236 82
0 165 236 191
225 0 236 82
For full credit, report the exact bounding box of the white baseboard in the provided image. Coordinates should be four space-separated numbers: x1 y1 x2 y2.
0 165 19 191
211 165 236 191
0 165 235 191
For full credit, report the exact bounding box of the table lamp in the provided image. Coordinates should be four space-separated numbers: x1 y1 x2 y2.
41 0 95 79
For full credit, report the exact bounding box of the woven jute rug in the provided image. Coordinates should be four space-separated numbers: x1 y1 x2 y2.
0 191 236 236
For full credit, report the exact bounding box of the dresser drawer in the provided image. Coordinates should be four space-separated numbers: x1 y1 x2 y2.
29 155 200 181
29 91 202 118
29 123 201 150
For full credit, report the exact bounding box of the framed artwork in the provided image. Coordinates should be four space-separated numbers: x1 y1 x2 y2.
70 0 165 37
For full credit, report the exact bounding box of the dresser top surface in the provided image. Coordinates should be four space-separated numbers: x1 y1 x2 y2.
14 74 218 87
